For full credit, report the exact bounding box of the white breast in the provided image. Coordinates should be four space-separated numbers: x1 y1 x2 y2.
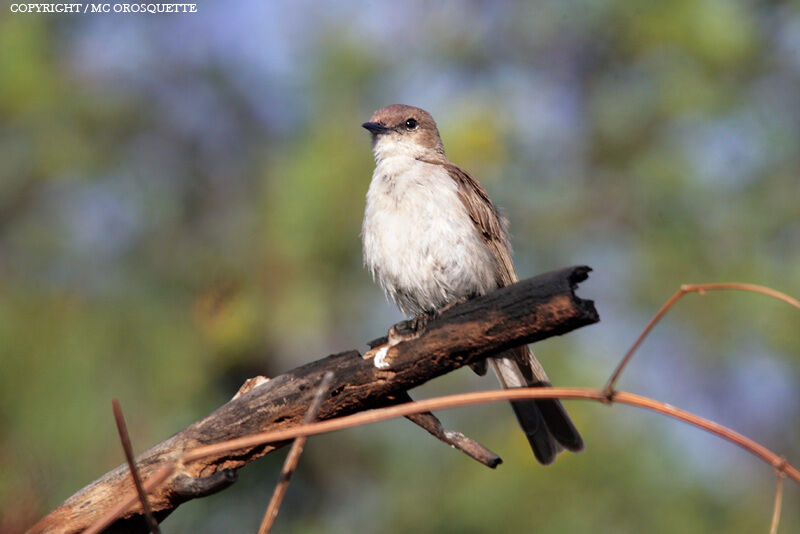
362 155 498 316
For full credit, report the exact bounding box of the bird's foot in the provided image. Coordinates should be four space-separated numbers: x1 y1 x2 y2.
365 312 433 369
387 313 432 345
388 312 431 344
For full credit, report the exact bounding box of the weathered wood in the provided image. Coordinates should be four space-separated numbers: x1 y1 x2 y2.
29 266 598 534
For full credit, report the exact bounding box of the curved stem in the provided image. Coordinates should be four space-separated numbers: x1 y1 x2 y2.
603 283 800 396
181 387 800 484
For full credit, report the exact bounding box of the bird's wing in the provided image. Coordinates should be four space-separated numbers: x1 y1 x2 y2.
439 162 518 288
421 160 584 461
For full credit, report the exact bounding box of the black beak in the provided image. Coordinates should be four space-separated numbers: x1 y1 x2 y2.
362 122 390 135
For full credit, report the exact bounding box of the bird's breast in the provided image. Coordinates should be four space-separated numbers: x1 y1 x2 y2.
362 158 497 315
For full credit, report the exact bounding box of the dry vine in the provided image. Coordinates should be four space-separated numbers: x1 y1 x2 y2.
604 283 800 395
93 386 799 532
34 274 800 533
194 282 798 531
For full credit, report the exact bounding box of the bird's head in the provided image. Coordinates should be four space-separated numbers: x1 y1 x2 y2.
362 104 445 162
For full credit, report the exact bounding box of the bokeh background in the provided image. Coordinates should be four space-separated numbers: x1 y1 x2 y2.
2 1 799 532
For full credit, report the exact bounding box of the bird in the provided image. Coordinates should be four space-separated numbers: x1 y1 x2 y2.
360 104 583 464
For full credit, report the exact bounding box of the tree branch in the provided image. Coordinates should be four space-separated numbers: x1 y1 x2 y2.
29 265 598 534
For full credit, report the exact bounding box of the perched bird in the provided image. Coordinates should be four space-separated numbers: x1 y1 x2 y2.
361 104 583 464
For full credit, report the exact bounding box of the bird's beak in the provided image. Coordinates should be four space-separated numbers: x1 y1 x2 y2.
362 122 390 135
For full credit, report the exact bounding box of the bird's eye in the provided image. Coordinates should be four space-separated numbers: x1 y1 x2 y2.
404 118 418 130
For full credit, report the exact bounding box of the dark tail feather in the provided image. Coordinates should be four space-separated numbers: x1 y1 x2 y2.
509 399 559 465
490 352 584 464
531 385 584 452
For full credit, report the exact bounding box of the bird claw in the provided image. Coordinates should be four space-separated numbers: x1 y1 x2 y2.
365 313 432 369
388 312 431 343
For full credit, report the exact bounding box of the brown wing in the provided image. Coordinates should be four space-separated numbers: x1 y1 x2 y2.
440 162 518 288
430 160 585 461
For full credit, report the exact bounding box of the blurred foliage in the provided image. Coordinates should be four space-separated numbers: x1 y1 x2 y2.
1 1 799 532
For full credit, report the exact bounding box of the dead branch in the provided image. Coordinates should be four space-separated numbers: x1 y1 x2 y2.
30 265 598 534
398 392 502 468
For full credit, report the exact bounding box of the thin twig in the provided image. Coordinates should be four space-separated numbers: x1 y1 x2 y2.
111 399 160 533
604 283 800 396
180 387 800 485
770 466 786 534
83 464 174 534
258 372 334 534
686 283 800 310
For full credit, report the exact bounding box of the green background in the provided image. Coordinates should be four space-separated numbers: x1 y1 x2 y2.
1 1 798 532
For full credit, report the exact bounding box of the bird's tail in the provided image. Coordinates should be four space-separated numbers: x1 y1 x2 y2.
490 347 584 465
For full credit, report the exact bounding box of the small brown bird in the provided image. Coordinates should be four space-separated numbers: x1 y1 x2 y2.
361 104 583 464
